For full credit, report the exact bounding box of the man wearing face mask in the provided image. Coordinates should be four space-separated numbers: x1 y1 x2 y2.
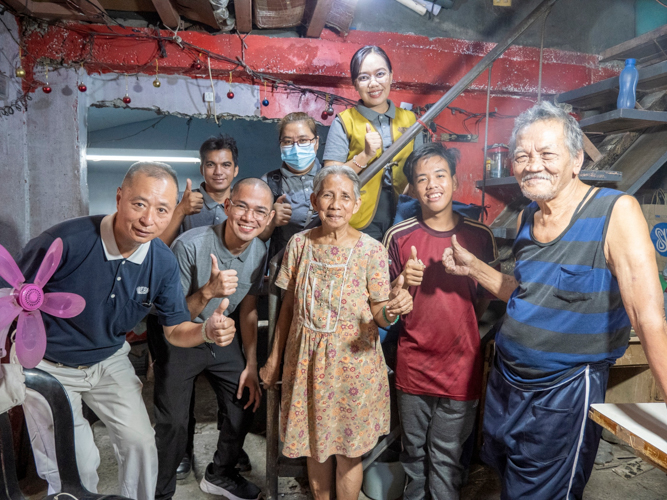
261 112 322 263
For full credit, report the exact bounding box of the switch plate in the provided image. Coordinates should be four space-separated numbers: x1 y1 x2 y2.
493 0 511 5
203 92 214 102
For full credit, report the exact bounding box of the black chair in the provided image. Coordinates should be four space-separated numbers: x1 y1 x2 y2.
0 368 131 500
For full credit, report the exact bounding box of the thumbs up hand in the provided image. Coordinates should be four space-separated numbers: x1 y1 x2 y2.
178 178 205 216
402 245 425 287
364 123 382 159
205 254 238 298
273 194 292 227
442 235 476 276
385 275 413 319
205 298 236 347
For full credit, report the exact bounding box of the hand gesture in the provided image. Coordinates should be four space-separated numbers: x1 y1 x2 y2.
364 123 382 159
386 275 413 317
206 254 238 297
238 364 262 411
259 358 280 390
442 235 476 276
179 179 204 216
402 246 425 287
205 298 236 347
273 194 292 227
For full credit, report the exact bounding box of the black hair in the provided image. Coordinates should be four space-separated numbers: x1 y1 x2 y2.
278 112 317 138
403 143 460 185
199 134 239 166
350 45 393 83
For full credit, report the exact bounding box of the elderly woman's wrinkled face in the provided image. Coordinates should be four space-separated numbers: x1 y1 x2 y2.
311 174 361 230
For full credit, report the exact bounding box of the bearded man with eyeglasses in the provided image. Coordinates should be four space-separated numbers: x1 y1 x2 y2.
153 178 275 500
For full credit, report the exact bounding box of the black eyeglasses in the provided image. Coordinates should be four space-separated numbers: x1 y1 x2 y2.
228 199 270 221
279 137 317 147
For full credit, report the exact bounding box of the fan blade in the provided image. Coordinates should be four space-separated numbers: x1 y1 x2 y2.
0 296 21 330
41 293 86 318
16 310 47 369
0 288 11 298
34 238 63 288
0 245 25 290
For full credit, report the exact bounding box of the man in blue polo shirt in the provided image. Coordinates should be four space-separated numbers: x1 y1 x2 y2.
14 162 236 500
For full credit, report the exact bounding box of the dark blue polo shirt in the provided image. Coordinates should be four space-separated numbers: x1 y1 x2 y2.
12 215 191 367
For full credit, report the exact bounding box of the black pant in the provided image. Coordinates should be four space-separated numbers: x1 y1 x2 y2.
147 315 253 500
363 183 396 241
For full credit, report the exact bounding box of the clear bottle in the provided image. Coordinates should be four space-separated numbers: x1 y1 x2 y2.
617 58 639 110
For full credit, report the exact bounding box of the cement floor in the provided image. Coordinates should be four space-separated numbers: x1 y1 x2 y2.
22 375 667 500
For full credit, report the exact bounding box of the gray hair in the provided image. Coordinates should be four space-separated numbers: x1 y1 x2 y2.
313 165 362 200
508 101 583 159
121 161 179 191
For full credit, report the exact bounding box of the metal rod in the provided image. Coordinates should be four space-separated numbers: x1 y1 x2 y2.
358 0 562 187
481 64 493 223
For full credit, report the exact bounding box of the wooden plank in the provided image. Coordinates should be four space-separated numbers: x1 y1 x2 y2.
589 404 667 474
579 109 667 134
610 126 667 194
3 0 104 20
305 0 335 38
583 134 603 162
600 24 667 66
151 0 180 28
99 0 155 12
235 0 252 32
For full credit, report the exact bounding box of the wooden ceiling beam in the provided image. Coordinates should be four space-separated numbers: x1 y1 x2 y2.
2 0 105 21
304 0 335 38
151 0 180 28
234 0 252 33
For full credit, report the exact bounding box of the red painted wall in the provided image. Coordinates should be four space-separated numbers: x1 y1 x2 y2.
20 23 618 223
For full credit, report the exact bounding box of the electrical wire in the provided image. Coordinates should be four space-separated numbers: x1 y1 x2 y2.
655 0 667 8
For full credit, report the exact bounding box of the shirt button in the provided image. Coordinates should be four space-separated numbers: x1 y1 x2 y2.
216 217 219 220
117 277 122 281
110 294 115 298
122 261 126 265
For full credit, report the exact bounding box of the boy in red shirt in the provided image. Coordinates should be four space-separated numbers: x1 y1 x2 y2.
383 143 497 500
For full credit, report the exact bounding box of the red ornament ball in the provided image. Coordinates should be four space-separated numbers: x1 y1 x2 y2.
227 91 234 99
122 95 131 104
193 62 202 70
321 111 329 120
78 84 87 92
42 86 52 94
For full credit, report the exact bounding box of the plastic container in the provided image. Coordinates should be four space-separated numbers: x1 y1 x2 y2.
485 144 510 178
617 58 639 110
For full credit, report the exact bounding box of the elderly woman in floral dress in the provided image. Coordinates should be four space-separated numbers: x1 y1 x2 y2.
260 165 412 500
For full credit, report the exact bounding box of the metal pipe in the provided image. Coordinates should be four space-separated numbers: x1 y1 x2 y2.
358 0 562 187
481 64 493 223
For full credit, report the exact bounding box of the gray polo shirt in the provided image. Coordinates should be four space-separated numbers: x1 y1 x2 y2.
261 159 321 249
180 182 227 233
171 221 266 323
323 100 422 187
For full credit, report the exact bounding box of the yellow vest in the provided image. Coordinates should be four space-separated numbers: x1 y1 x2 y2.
339 106 416 230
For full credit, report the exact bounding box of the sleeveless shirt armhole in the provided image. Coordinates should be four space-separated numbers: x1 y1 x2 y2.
601 192 626 251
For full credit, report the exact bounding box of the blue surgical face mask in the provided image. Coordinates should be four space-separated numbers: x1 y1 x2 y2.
281 144 317 172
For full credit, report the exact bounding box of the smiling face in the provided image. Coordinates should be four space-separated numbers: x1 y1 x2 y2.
202 149 239 195
413 155 458 217
223 182 274 248
310 174 361 231
354 52 393 110
513 119 583 201
115 172 177 253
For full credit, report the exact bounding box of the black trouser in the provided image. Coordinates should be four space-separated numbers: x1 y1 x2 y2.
147 315 253 500
363 182 396 241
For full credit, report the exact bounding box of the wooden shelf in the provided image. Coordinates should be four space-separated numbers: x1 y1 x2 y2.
475 170 622 189
600 24 667 67
579 109 667 134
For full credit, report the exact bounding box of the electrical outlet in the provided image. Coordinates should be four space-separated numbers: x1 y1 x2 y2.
203 92 214 102
440 133 479 143
493 0 511 6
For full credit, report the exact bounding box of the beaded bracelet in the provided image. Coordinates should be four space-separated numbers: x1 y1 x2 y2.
201 319 215 343
382 306 399 325
352 154 368 169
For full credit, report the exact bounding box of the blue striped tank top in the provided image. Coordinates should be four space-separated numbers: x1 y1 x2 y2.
496 187 631 386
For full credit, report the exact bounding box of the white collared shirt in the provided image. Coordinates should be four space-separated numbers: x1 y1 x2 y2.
100 213 150 264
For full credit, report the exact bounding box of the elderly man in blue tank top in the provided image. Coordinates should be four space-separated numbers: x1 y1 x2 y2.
442 101 667 499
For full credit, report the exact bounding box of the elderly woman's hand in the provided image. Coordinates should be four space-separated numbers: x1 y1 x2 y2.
386 275 413 317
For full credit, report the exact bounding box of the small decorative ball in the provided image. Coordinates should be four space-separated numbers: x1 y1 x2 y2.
15 67 26 78
326 106 334 116
321 111 329 120
42 86 52 94
153 78 161 88
227 91 234 99
122 95 131 104
78 83 87 92
193 63 202 70
262 98 269 107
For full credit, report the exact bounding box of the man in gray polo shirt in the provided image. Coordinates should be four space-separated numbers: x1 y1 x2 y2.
152 178 274 500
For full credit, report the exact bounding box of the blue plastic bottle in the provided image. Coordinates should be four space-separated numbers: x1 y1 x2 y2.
617 58 639 110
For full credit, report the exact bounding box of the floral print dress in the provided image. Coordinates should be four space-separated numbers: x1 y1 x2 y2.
275 230 391 462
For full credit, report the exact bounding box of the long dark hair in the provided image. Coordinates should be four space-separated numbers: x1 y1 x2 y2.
350 45 393 83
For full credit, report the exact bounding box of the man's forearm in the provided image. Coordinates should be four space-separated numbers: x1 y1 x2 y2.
470 259 518 303
186 285 213 320
240 308 258 366
627 314 667 399
164 321 204 347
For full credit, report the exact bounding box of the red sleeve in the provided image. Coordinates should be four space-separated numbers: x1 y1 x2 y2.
385 233 403 282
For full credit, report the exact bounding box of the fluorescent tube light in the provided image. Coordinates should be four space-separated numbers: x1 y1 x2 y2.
85 149 200 163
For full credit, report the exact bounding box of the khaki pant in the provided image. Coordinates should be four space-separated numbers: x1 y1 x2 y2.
22 342 157 500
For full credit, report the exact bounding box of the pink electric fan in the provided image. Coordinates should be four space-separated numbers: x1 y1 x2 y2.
0 238 86 368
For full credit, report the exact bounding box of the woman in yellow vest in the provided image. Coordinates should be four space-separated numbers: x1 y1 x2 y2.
323 45 422 240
